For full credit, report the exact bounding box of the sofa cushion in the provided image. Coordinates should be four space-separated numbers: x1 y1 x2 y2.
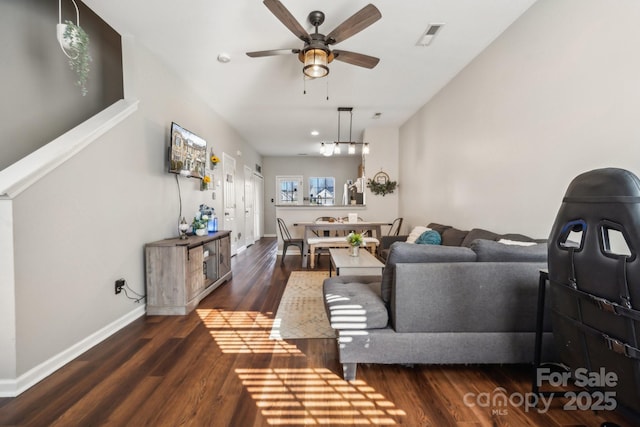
426 222 451 236
461 228 501 247
380 242 477 303
392 263 547 333
470 239 547 262
415 230 441 245
323 277 388 329
441 227 469 246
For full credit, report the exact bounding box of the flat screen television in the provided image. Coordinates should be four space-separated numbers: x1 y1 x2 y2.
169 122 207 178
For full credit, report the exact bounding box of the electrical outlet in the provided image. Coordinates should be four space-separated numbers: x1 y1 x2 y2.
115 279 125 295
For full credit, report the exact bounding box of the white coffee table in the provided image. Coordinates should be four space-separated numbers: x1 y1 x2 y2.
329 248 385 276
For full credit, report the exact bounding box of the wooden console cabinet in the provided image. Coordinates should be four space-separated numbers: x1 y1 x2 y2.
145 231 232 315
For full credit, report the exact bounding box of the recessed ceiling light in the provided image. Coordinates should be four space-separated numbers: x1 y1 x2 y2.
310 130 320 136
217 53 231 63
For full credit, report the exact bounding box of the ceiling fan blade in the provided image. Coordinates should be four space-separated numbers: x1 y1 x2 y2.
326 4 381 45
332 50 379 69
263 0 310 42
246 49 300 58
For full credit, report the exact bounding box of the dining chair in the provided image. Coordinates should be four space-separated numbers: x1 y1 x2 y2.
276 218 304 266
340 216 365 222
387 217 403 236
314 216 338 237
311 216 338 265
338 216 365 236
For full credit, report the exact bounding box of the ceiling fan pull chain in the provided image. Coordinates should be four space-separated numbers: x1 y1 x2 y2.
303 74 307 95
326 77 329 101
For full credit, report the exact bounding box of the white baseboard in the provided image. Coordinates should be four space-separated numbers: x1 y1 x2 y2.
0 305 146 397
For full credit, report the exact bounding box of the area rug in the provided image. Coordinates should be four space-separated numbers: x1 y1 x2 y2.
270 271 336 339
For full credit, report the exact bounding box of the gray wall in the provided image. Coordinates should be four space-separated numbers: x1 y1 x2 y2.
1 0 123 170
262 156 361 235
399 0 640 238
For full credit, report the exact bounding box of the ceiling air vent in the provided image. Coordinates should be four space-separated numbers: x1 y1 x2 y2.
416 23 444 46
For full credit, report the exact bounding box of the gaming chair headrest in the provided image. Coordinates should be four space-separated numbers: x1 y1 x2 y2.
562 168 640 203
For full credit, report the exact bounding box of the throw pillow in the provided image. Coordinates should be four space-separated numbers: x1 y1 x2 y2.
441 227 469 246
415 230 442 245
498 238 537 247
461 228 501 247
427 222 452 236
406 226 430 243
501 233 536 242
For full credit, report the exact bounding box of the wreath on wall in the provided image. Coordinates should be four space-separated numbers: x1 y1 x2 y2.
367 171 397 196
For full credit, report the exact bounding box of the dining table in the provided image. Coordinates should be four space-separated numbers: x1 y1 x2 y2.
293 221 391 268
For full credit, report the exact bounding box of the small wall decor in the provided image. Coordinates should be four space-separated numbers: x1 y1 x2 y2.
201 174 212 191
367 171 397 196
210 150 220 169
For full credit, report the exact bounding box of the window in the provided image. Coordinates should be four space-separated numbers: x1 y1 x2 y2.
309 177 335 205
276 176 302 205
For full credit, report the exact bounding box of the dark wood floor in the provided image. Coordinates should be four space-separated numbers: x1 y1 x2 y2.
0 237 633 426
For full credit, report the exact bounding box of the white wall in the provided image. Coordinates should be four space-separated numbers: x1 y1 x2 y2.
6 38 261 386
399 0 640 238
362 127 400 230
0 200 16 381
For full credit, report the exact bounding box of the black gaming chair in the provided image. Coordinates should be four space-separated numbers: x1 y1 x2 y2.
548 168 640 418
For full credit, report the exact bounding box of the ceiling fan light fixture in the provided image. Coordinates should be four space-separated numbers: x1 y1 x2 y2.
303 48 329 78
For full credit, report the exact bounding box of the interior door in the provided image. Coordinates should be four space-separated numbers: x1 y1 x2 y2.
244 165 255 246
222 153 237 254
253 173 264 240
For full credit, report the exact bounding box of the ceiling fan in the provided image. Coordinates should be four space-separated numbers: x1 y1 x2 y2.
246 0 381 79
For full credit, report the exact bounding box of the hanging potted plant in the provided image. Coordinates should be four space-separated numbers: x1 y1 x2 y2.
61 20 91 96
57 0 91 95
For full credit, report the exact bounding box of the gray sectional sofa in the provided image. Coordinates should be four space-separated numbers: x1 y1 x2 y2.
322 223 554 380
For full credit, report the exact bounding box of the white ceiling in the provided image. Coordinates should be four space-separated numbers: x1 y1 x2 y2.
83 0 537 157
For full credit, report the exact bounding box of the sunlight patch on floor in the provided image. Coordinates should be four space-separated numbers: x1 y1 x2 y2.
236 367 406 425
196 309 303 355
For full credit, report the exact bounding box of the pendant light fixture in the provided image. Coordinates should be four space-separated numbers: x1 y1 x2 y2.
334 107 353 155
321 107 370 156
